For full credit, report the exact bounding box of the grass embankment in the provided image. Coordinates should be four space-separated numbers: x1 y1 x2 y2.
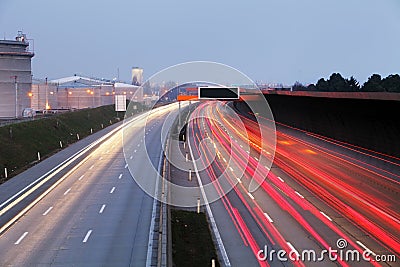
0 103 144 183
171 209 220 267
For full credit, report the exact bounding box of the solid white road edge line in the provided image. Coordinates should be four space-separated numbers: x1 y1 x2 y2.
0 112 146 217
0 112 151 235
188 122 231 267
145 140 164 267
0 150 90 235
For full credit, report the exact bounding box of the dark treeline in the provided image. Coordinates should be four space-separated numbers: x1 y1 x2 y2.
293 73 400 92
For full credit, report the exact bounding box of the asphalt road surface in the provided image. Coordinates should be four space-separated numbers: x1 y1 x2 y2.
0 104 180 266
187 101 399 267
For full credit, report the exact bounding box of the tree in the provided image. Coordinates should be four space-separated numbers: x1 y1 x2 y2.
362 74 385 92
307 84 317 91
381 74 400 92
316 78 329 91
292 81 307 91
346 76 360 91
327 73 349 92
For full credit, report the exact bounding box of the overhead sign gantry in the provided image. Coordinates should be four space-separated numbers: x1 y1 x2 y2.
177 86 240 101
198 87 239 100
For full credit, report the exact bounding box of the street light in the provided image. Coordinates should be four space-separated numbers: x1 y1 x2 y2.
28 92 33 109
10 76 18 118
67 90 72 109
45 77 49 110
91 91 94 107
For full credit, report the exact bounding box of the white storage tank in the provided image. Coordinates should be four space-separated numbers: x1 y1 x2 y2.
0 32 34 118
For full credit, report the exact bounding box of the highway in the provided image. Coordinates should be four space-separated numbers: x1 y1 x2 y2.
187 101 399 267
0 104 180 266
0 99 398 267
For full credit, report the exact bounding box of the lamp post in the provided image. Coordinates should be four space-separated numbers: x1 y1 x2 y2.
11 76 18 118
45 77 49 110
86 89 94 108
28 91 33 108
66 89 68 108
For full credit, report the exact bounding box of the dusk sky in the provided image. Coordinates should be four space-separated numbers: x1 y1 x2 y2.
1 0 399 85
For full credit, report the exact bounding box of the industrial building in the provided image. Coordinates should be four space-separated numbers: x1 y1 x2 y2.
31 78 58 111
29 75 143 110
0 32 34 118
0 32 144 114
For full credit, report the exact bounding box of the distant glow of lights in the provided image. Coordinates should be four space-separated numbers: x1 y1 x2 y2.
304 149 317 154
278 140 291 145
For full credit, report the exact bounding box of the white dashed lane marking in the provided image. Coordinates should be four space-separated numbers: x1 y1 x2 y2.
15 232 28 245
99 204 106 214
295 191 304 199
64 188 71 196
42 207 53 216
264 212 274 223
320 211 332 221
82 230 92 243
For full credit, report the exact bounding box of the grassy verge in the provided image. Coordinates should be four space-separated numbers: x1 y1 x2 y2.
171 209 220 267
170 103 198 141
0 103 145 183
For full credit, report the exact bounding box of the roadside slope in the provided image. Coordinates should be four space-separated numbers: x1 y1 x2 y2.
0 104 143 182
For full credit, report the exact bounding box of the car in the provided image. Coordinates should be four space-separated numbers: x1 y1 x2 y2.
22 108 36 118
